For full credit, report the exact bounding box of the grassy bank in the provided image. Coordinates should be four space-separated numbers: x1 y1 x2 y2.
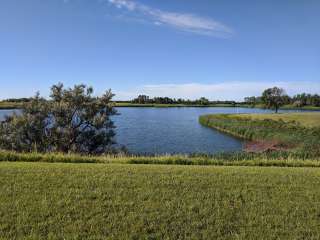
0 101 23 109
199 113 320 155
1 162 320 239
281 104 320 111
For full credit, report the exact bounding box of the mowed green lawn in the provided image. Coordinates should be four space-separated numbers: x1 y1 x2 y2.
233 112 320 128
1 162 320 239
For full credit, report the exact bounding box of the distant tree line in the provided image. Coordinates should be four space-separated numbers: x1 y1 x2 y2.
130 88 319 113
291 93 320 107
244 88 320 107
2 98 32 103
131 95 236 106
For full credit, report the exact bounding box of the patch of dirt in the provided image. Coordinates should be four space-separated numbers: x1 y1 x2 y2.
244 140 291 153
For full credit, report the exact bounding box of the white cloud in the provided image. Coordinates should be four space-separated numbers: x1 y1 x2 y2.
108 0 136 10
107 0 233 37
114 81 320 101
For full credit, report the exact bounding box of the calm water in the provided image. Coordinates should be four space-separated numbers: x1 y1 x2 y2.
0 107 302 154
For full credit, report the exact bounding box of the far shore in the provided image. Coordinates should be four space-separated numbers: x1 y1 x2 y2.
1 101 320 111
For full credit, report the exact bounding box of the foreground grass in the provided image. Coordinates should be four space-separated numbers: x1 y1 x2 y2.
199 113 320 155
1 162 320 239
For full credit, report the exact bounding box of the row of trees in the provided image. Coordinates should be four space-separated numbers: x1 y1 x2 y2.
2 98 32 103
132 88 320 113
244 90 320 109
291 93 320 107
132 95 236 106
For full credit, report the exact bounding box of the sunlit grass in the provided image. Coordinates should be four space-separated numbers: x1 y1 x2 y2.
1 162 320 239
233 112 320 128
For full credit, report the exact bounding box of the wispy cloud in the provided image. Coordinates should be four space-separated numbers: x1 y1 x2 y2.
107 0 233 37
114 81 320 101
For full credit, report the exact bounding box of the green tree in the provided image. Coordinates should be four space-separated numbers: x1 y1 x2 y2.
198 97 210 105
132 95 150 104
261 87 286 113
0 83 117 154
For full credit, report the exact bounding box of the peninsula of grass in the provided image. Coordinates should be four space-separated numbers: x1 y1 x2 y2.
232 112 320 128
199 112 320 156
1 162 320 239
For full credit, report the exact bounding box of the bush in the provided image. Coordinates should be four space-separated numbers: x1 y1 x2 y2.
0 83 117 154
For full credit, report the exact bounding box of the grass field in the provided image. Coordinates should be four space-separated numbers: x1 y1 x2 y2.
232 112 320 128
1 162 320 239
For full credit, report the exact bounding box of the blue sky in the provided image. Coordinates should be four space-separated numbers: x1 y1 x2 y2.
0 0 319 100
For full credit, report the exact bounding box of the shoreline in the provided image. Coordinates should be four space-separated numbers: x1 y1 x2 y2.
1 101 320 110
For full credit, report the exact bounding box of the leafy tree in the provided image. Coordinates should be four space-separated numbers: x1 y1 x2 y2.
312 94 320 107
261 87 286 113
0 93 50 152
0 83 117 154
198 97 210 105
132 95 150 104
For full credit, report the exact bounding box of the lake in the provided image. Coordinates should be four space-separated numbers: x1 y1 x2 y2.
0 107 303 154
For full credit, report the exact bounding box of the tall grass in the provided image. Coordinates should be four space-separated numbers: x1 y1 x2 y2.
1 150 320 167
